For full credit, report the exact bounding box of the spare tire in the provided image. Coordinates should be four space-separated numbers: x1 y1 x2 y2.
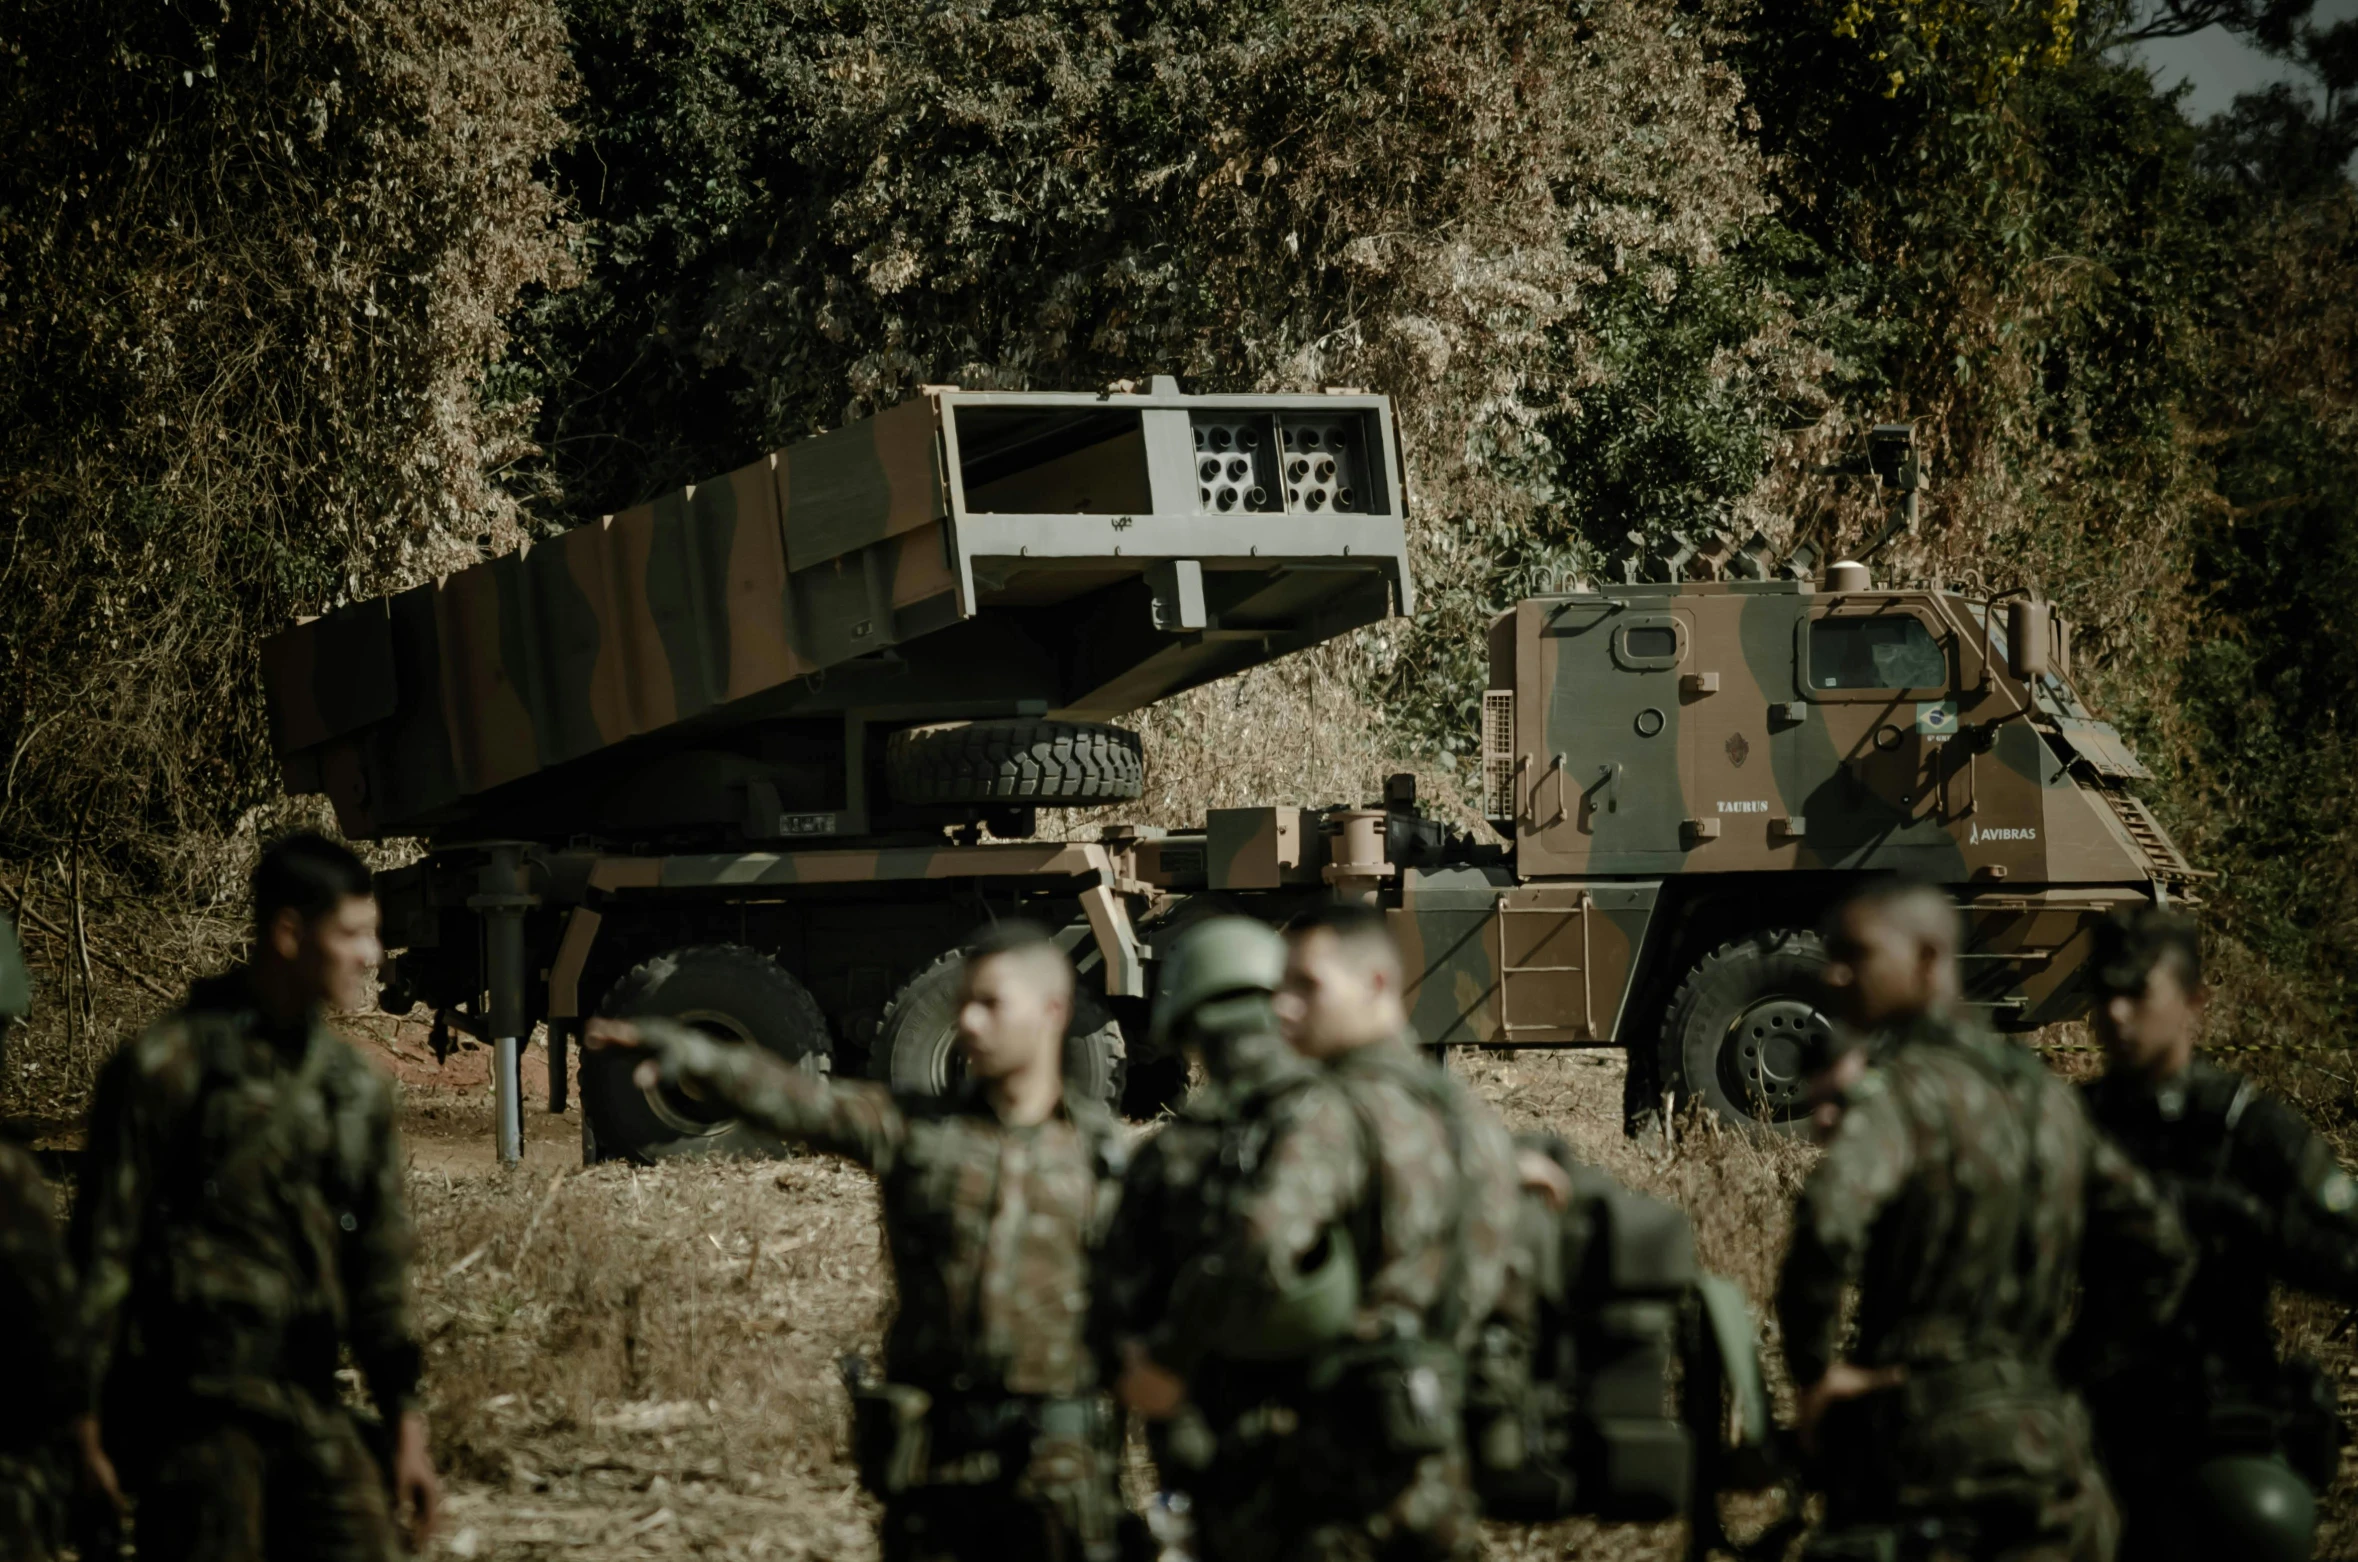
874 947 1126 1109
885 720 1144 806
582 944 833 1163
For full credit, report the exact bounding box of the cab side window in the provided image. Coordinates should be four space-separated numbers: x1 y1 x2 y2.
1810 616 1946 690
1623 625 1678 659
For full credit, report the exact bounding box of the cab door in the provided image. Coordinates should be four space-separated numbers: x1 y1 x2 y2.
1797 598 1958 858
1515 597 1691 875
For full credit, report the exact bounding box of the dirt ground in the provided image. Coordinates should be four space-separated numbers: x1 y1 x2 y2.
389 1041 2358 1561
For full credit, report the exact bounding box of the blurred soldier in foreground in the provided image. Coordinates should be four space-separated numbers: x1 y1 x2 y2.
592 922 1129 1562
74 832 438 1561
0 908 121 1558
1137 905 1518 1562
2064 907 2358 1562
1100 916 1322 1561
1778 881 2191 1561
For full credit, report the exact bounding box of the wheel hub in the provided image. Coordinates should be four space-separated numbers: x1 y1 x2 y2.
1723 996 1832 1120
640 1009 756 1134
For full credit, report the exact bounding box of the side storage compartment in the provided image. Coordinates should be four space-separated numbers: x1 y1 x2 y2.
1391 869 1658 1047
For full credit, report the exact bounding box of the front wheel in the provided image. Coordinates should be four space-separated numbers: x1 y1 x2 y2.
1660 930 1835 1134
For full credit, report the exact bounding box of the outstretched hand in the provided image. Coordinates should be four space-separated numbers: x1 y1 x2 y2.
584 1017 646 1051
584 1017 667 1091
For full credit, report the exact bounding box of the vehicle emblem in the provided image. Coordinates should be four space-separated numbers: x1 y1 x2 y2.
1725 733 1750 769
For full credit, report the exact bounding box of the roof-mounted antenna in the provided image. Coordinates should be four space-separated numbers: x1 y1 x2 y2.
1858 422 1924 563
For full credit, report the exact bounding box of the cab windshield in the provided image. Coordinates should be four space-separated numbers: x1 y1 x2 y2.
1810 616 1946 690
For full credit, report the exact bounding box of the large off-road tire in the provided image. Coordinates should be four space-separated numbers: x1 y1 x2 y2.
582 944 833 1163
1659 930 1835 1135
874 948 1126 1109
884 720 1144 806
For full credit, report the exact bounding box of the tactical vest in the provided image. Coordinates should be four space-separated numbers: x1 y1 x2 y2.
1466 1137 1769 1525
844 1088 1130 1499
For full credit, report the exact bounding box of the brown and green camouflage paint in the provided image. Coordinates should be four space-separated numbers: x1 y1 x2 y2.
1500 581 2181 888
265 388 1415 841
1205 807 1319 890
1468 577 2193 1044
1390 868 1656 1046
265 395 955 837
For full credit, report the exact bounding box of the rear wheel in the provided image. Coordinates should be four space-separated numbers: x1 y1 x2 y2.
874 948 1126 1109
582 944 833 1162
1660 931 1834 1134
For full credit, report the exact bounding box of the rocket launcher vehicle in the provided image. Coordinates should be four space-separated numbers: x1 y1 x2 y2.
262 379 1409 843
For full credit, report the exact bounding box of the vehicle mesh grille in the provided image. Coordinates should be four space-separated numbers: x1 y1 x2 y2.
1482 690 1516 822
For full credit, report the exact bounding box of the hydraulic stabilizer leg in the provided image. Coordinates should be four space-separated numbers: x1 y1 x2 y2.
470 844 536 1166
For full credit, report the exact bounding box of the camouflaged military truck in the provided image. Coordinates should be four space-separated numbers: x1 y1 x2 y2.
1403 559 2198 1126
265 386 2192 1158
264 379 1414 1160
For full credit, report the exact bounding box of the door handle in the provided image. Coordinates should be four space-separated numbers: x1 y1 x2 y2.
1578 758 1619 816
1546 753 1570 825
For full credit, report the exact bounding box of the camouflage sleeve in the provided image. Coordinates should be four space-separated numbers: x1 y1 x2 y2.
2240 1094 2358 1301
2075 1107 2193 1333
341 1073 424 1415
1152 1084 1367 1377
1775 1075 1915 1388
1234 1083 1369 1283
637 1018 908 1172
0 1143 83 1434
70 1030 167 1411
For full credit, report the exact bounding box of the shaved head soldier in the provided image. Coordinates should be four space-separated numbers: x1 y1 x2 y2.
74 832 438 1562
2065 907 2358 1561
1779 880 2192 1561
1143 905 1520 1561
593 922 1129 1562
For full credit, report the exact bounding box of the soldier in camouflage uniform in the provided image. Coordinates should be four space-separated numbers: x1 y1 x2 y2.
1101 917 1324 1562
592 921 1129 1562
2063 908 2358 1561
1146 905 1519 1562
1779 881 2192 1562
73 833 438 1562
0 909 122 1559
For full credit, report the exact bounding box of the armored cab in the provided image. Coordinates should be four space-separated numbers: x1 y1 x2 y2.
1378 567 2195 1126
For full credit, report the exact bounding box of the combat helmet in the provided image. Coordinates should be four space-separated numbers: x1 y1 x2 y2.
2189 1455 2316 1562
1149 916 1287 1049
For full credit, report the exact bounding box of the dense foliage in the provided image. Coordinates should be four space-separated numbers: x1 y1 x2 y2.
0 0 570 868
2 0 2352 1054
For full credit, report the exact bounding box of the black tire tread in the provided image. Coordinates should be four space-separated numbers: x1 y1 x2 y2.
583 943 832 1163
1658 929 1830 1136
885 720 1144 806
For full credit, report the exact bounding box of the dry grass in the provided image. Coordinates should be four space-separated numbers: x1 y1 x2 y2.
399 1040 2357 1560
409 1140 888 1559
398 1049 1814 1561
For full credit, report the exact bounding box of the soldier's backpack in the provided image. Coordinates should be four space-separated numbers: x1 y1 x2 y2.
1465 1136 1770 1531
